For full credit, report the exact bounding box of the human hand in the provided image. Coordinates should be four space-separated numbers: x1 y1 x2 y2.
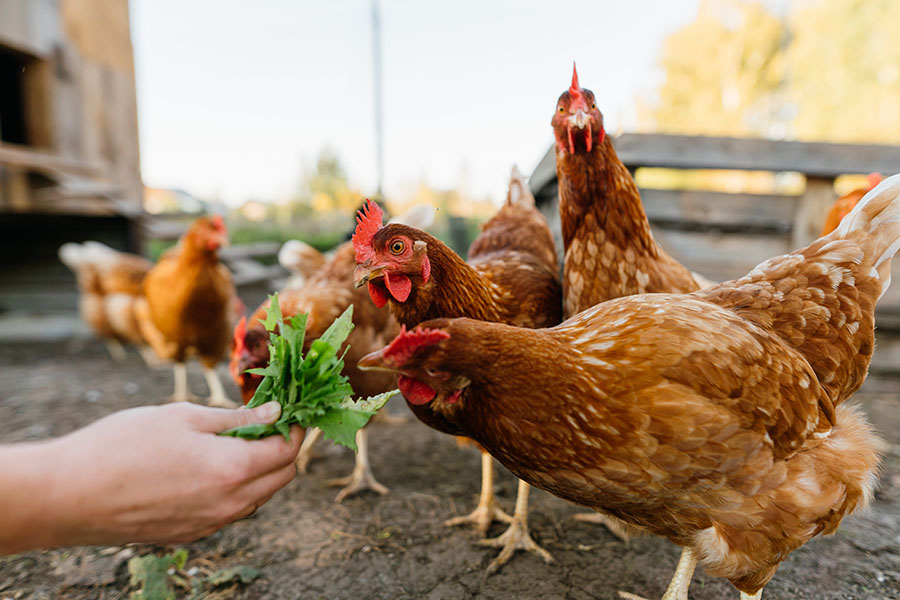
27 402 302 550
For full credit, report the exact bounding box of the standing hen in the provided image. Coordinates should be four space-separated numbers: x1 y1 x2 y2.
59 242 155 363
353 168 562 571
361 174 900 600
553 65 707 318
230 241 398 501
137 216 237 408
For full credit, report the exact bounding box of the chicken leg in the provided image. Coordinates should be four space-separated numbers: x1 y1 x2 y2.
169 362 199 402
617 546 697 600
444 451 512 535
295 427 324 473
573 511 646 542
203 366 238 409
327 428 389 502
104 339 128 362
480 479 553 574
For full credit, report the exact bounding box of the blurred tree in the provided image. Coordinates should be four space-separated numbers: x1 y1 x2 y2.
650 0 788 138
787 0 900 142
648 0 900 144
290 148 365 217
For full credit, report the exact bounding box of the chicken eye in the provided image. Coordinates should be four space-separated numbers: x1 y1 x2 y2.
390 240 405 254
591 102 596 109
426 367 439 377
558 105 564 113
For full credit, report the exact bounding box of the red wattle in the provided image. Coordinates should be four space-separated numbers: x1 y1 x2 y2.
368 282 389 308
385 272 412 302
399 375 436 405
586 122 593 153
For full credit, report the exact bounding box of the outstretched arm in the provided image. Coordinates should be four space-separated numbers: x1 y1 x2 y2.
0 401 302 554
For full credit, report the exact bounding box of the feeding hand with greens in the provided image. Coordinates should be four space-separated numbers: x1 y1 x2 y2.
223 293 396 453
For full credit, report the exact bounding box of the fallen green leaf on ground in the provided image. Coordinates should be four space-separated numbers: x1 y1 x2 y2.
220 294 396 450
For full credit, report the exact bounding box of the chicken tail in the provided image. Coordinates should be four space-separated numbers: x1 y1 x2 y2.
828 172 900 299
505 165 535 208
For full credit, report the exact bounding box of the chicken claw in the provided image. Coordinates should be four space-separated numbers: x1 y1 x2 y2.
203 366 238 408
443 452 512 536
168 362 200 402
327 428 389 502
480 480 553 574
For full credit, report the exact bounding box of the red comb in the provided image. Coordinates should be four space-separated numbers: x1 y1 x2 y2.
212 214 227 233
352 199 384 263
867 172 883 190
569 63 582 101
383 325 450 366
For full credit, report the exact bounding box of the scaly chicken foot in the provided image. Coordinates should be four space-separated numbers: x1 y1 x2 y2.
327 428 389 502
203 366 238 409
295 427 324 473
617 546 697 600
443 452 512 535
573 511 644 543
168 363 200 402
481 479 553 574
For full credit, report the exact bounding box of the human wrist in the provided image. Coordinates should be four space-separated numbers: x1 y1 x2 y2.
0 438 66 554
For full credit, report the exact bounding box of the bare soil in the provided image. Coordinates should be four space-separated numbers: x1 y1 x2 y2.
1 339 898 600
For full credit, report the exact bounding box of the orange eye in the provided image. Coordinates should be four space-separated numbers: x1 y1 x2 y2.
558 105 564 113
390 239 405 254
591 102 596 109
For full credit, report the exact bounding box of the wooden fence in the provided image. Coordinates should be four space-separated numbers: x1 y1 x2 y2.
529 133 900 373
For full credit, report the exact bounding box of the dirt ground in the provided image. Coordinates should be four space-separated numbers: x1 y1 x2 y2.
1 339 899 600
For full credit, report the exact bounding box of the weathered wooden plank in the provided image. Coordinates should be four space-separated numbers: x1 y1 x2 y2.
642 189 796 231
792 176 835 247
220 242 282 261
615 134 900 178
0 143 103 177
530 135 900 202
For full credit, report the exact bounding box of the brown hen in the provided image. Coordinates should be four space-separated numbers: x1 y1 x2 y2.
137 216 237 408
353 168 562 572
361 174 900 599
553 65 707 320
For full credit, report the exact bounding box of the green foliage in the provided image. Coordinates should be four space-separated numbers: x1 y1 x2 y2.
128 549 260 600
220 294 396 450
650 0 900 143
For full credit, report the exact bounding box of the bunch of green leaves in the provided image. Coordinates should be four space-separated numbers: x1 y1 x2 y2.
221 294 395 451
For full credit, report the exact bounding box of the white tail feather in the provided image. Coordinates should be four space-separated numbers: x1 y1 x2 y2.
832 173 900 299
506 165 535 208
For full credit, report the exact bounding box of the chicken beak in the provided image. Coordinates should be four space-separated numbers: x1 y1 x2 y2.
354 264 385 288
569 109 589 129
357 347 395 372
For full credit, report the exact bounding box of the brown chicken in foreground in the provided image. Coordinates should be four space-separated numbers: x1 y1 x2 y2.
353 168 562 572
137 216 237 408
553 65 708 319
230 241 399 501
820 172 883 236
361 174 900 599
59 242 155 363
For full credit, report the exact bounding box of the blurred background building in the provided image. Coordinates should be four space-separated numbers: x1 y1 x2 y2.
0 0 141 313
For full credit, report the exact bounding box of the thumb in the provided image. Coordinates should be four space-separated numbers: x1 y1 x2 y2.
194 401 282 433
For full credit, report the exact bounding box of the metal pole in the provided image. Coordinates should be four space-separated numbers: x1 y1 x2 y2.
371 0 385 200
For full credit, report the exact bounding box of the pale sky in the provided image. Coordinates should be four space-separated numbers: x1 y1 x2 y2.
130 1 705 206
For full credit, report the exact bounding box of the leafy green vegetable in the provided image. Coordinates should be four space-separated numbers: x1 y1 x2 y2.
128 551 182 600
207 565 262 586
221 294 397 451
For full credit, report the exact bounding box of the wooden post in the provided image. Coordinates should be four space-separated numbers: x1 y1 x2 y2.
792 176 834 248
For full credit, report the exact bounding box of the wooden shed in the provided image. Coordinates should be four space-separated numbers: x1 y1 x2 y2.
0 0 142 314
530 134 900 373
